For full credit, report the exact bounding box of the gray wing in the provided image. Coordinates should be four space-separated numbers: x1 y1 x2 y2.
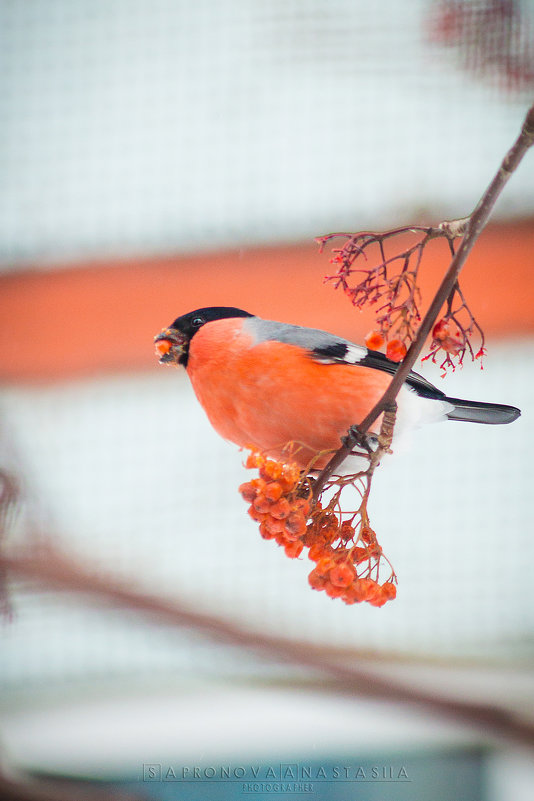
244 317 445 400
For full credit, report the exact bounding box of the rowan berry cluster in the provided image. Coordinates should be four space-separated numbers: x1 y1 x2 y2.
318 226 485 375
305 516 397 607
319 228 423 356
239 448 310 560
239 448 397 607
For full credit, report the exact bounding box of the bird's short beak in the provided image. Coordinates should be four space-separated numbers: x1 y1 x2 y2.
154 327 188 365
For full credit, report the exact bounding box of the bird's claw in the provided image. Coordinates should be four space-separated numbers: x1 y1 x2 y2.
343 426 377 454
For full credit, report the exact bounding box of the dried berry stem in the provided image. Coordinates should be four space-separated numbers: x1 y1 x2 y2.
314 102 534 493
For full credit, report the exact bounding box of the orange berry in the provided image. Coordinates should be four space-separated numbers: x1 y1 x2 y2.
350 578 376 602
359 578 381 601
301 527 320 548
269 498 291 520
259 520 276 539
380 581 397 600
339 521 355 540
308 542 327 562
281 464 300 487
329 562 356 588
239 482 257 503
253 495 272 514
365 330 385 350
245 450 262 469
248 505 267 522
342 584 361 604
316 556 336 574
321 525 339 544
386 339 407 362
292 497 311 515
155 339 172 356
264 516 285 535
324 581 344 598
284 511 307 539
284 541 304 559
348 580 366 602
264 481 283 502
276 480 292 495
360 526 375 544
321 512 338 527
260 460 283 480
332 548 350 562
308 568 328 590
369 587 388 607
366 542 382 558
351 546 370 564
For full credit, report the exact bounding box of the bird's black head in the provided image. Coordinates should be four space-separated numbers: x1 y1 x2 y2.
154 306 253 367
171 307 253 340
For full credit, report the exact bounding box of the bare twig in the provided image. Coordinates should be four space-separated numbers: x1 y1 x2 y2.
313 102 534 493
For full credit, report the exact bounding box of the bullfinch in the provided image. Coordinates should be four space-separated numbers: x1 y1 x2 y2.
154 306 520 470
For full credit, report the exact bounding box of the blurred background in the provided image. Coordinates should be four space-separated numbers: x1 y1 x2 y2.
1 1 533 800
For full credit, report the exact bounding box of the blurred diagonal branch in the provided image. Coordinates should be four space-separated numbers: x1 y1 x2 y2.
0 771 144 801
2 543 534 749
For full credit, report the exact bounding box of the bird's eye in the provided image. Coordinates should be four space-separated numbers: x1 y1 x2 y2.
191 316 204 327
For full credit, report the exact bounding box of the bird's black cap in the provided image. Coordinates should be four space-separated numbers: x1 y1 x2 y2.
171 307 253 339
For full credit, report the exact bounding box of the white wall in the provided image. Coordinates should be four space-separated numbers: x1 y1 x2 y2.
1 0 532 267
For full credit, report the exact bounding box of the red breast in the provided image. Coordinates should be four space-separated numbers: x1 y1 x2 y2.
186 317 390 467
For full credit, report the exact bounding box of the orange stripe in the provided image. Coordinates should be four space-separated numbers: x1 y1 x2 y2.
0 219 532 382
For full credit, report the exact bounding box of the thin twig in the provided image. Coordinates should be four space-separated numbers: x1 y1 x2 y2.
313 102 534 493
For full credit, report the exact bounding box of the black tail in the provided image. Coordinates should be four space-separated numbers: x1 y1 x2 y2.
445 397 521 425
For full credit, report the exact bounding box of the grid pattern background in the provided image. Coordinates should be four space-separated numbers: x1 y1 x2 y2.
1 341 533 693
0 0 533 268
0 0 533 766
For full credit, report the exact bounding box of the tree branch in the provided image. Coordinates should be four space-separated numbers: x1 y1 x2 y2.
2 544 534 749
313 102 534 492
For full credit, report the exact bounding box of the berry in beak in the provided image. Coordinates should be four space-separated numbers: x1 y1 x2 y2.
154 328 188 365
